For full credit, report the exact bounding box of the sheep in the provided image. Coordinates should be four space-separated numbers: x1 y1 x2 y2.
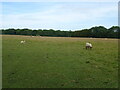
86 42 92 50
20 40 25 44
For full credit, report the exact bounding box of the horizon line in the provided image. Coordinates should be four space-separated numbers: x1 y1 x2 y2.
0 25 119 31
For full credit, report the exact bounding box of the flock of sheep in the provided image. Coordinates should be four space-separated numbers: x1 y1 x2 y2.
20 39 93 50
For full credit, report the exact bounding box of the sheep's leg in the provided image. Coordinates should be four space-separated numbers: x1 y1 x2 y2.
88 46 90 50
90 47 92 50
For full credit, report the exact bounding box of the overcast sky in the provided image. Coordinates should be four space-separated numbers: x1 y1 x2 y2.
1 1 119 30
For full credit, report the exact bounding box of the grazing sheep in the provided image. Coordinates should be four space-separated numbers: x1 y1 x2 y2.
20 40 25 44
86 42 92 50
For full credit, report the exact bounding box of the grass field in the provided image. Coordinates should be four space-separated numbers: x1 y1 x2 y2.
2 35 118 88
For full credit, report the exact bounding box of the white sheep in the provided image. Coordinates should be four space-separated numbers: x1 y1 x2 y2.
86 42 92 49
20 40 26 44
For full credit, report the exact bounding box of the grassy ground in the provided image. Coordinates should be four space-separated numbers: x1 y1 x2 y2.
2 35 118 88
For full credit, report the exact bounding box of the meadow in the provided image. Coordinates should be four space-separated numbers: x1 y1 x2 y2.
2 35 118 88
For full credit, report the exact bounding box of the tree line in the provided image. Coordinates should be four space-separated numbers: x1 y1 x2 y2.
1 26 120 38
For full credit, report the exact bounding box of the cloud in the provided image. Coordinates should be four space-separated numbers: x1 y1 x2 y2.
1 2 118 30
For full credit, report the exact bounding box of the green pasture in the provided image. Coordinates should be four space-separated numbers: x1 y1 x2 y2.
2 35 118 88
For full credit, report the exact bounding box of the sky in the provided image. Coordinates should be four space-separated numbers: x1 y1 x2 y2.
0 1 119 31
